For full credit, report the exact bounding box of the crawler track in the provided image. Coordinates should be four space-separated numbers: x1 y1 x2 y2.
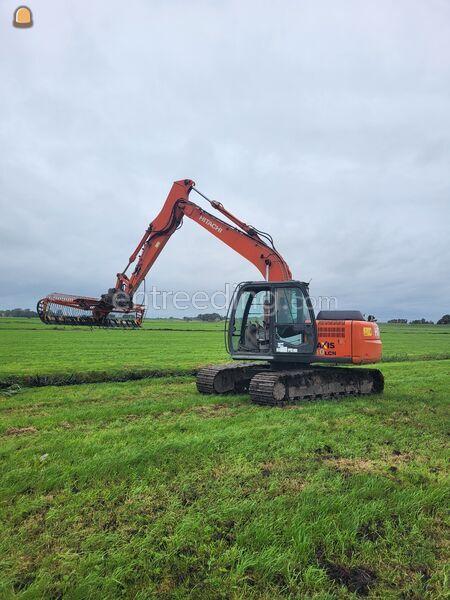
249 366 384 406
197 363 384 404
196 362 270 394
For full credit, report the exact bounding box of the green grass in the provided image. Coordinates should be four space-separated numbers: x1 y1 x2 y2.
378 323 450 361
0 360 449 598
0 319 449 598
1 319 449 387
0 318 226 386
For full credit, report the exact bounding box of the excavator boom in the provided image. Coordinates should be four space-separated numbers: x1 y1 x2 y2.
38 179 291 327
117 179 291 297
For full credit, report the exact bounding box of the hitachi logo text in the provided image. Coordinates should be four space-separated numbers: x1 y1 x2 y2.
198 215 223 233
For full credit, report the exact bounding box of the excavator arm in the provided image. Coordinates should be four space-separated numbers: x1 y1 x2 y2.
117 179 291 297
37 179 292 327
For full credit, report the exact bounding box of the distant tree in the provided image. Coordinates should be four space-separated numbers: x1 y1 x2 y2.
437 314 450 325
197 313 223 322
0 308 38 318
410 318 434 325
388 318 408 324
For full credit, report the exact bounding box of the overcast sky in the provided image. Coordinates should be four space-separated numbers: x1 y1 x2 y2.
1 0 449 320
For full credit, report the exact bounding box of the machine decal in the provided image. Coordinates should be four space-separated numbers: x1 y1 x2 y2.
318 341 335 349
363 327 373 337
198 215 223 233
317 341 337 356
276 342 298 353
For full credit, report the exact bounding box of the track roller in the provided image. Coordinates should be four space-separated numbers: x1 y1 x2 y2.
249 367 384 406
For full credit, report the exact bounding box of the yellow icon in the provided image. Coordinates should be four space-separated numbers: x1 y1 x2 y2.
13 6 33 28
363 327 373 337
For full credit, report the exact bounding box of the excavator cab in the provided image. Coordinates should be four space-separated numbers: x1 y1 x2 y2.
227 281 317 362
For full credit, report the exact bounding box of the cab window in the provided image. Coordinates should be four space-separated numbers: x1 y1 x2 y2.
275 287 311 346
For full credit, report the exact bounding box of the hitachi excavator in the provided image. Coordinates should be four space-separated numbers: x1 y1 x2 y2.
38 179 383 405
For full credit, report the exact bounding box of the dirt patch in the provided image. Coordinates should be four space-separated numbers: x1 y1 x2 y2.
325 562 376 596
211 519 236 544
325 457 377 474
123 414 140 421
324 451 413 476
258 461 308 493
317 550 377 596
4 426 38 436
390 450 413 463
357 519 384 542
314 445 335 457
415 566 431 583
190 404 235 418
276 477 307 494
12 573 36 594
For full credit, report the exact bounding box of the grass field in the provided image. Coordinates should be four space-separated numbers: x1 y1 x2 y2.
1 319 449 387
0 319 449 598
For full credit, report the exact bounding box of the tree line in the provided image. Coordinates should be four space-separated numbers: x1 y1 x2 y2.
0 308 38 318
388 315 450 325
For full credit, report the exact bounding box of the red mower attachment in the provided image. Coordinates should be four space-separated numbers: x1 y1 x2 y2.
37 292 145 328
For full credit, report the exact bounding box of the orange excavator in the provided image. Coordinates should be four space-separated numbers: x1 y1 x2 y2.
38 179 383 405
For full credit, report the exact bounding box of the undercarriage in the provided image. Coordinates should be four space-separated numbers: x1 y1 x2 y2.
197 362 384 406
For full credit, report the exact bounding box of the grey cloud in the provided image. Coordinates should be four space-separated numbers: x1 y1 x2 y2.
0 0 449 321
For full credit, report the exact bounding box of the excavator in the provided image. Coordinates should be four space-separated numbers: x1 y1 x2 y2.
37 179 384 406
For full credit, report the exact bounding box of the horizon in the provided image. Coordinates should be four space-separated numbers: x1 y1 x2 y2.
1 1 449 323
1 305 448 324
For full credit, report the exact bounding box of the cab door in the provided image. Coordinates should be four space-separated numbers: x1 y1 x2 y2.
273 284 317 357
227 285 272 359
